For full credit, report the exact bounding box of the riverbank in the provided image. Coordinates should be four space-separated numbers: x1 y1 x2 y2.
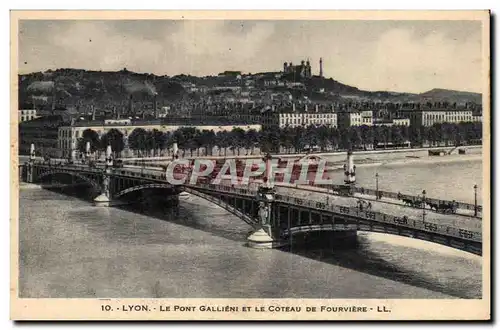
326 152 483 171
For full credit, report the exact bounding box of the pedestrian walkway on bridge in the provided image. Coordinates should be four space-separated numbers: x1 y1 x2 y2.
272 183 481 232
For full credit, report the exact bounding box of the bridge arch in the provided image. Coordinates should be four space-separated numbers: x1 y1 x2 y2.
282 224 481 256
36 170 101 193
114 183 175 199
181 187 258 228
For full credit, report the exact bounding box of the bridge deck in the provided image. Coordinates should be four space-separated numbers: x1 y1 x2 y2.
272 184 481 232
31 163 482 234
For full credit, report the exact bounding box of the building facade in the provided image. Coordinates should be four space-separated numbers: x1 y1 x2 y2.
277 112 338 128
471 114 482 123
58 120 263 158
337 110 374 129
19 114 72 158
283 60 312 79
261 103 339 129
373 118 411 127
18 109 40 123
401 109 476 127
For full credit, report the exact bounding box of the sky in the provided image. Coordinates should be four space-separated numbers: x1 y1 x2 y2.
18 20 483 94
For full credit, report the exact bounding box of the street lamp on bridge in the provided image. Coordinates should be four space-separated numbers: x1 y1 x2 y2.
474 184 478 217
262 152 273 189
375 173 379 200
422 189 426 223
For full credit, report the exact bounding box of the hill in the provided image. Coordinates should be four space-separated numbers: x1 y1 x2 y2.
18 68 189 112
416 88 482 104
17 68 482 113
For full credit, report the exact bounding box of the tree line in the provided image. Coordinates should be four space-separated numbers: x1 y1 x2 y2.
76 121 482 159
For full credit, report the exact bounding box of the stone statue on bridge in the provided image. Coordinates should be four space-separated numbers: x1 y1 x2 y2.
102 173 110 198
258 201 270 226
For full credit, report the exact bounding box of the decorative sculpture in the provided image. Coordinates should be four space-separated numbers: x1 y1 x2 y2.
258 201 270 226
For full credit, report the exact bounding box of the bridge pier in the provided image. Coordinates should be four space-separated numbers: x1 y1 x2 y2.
94 193 111 207
94 170 111 207
247 186 285 249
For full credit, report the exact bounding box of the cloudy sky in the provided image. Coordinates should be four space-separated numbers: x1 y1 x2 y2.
18 20 483 93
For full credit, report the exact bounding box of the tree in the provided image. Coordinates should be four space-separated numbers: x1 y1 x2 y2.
163 131 173 156
144 130 155 157
329 127 340 150
199 129 216 156
100 128 124 158
391 126 404 147
230 127 246 156
193 129 205 156
245 129 260 155
128 128 148 156
76 129 100 160
304 125 318 150
279 126 294 154
260 129 280 153
316 125 330 152
408 125 421 147
359 125 373 150
174 127 197 157
77 128 100 153
216 130 231 156
348 126 362 149
339 127 350 150
182 127 199 157
151 129 166 156
292 126 305 153
427 126 439 146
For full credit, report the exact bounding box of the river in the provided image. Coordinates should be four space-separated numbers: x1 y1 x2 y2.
18 154 483 299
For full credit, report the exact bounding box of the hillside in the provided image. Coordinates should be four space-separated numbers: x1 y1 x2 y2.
416 88 482 104
18 68 189 111
17 68 482 112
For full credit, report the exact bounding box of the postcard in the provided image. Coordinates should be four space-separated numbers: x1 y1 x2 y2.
10 10 490 320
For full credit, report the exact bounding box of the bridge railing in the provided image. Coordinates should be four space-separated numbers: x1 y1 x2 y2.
274 194 482 242
187 183 257 197
309 183 482 213
32 162 482 214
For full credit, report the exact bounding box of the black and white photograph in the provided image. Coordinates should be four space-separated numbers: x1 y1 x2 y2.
10 10 490 320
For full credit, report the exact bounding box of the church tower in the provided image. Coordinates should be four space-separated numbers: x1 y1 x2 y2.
319 57 323 77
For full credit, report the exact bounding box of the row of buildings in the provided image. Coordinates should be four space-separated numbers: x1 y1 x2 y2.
19 114 262 159
261 104 482 129
19 101 483 159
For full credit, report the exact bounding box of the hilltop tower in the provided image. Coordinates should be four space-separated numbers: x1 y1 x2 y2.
319 57 323 78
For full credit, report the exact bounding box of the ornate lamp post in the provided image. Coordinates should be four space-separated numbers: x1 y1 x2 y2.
262 152 273 189
343 150 356 185
105 145 113 170
29 143 36 162
474 184 478 217
26 143 36 183
422 190 426 223
375 173 379 200
85 141 91 165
